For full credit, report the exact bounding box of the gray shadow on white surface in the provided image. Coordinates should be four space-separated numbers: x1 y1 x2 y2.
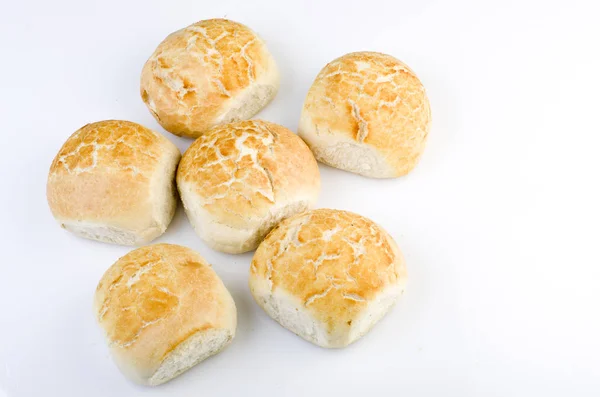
227 282 257 340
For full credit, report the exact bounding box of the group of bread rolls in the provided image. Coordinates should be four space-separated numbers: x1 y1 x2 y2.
47 19 430 386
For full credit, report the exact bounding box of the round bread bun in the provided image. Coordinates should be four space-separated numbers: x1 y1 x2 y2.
93 244 237 386
47 120 180 246
140 18 280 138
298 51 431 178
177 120 320 254
249 209 406 348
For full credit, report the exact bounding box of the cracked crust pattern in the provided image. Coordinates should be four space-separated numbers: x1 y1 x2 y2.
176 120 320 252
140 19 278 137
250 209 406 334
46 120 180 233
93 244 236 376
49 120 164 179
299 52 431 177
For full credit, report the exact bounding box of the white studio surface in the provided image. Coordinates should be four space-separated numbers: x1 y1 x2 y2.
1 0 599 396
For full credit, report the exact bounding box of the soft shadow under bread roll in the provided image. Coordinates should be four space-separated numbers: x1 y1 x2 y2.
141 18 280 138
249 209 406 348
93 244 237 386
177 120 320 254
46 120 180 245
298 51 431 178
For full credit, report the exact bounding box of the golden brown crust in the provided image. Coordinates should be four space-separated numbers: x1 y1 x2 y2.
48 120 164 178
250 209 406 333
177 120 320 228
140 19 277 137
46 120 178 233
93 244 236 374
300 51 431 177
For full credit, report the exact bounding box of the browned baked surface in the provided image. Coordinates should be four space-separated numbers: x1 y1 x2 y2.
177 119 320 229
47 120 178 231
250 209 406 333
299 52 431 177
141 19 278 137
93 244 236 374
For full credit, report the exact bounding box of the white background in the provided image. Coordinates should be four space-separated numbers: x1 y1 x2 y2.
1 0 599 396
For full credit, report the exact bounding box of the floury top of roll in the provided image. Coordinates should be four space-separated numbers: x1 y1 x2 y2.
299 51 431 178
140 19 280 138
46 120 180 246
249 209 407 348
177 120 320 254
94 244 237 386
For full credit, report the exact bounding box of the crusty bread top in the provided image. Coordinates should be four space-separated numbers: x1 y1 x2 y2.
47 120 178 226
301 52 431 174
48 120 171 178
250 209 406 330
177 120 320 228
93 244 235 369
140 19 275 137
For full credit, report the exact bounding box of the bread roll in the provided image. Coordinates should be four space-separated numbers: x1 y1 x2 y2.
140 18 279 138
298 52 431 178
93 244 237 386
46 120 180 245
249 209 406 348
177 120 320 254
